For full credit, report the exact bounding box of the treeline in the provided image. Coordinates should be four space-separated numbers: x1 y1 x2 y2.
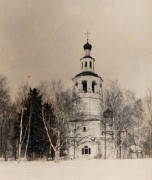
0 74 152 161
103 81 145 159
0 75 82 161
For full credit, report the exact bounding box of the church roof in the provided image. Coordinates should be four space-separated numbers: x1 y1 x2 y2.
80 56 95 61
74 71 103 80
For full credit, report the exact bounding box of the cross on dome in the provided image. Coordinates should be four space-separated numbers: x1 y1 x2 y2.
84 32 92 51
85 31 90 42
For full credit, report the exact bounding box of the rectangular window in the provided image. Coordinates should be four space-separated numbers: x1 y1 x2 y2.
92 81 96 93
90 61 92 68
85 149 88 154
82 81 87 93
85 61 87 67
89 148 91 154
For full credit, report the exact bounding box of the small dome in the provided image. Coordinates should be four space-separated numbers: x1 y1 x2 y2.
83 42 92 50
103 108 113 118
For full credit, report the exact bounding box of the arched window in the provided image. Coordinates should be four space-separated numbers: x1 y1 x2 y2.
89 61 92 68
82 146 91 155
92 81 96 93
85 61 87 67
82 81 87 93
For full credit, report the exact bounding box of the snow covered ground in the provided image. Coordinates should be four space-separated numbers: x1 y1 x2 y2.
0 159 152 180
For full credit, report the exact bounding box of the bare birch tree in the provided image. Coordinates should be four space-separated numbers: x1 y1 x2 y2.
143 89 152 157
104 80 143 159
0 75 11 159
14 83 29 161
39 80 84 161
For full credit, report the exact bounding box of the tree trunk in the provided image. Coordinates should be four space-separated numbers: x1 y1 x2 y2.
18 108 24 162
42 106 55 160
0 123 3 158
150 126 152 158
4 131 7 161
54 131 61 162
24 104 32 160
24 122 30 160
54 149 60 162
74 122 76 159
104 117 106 160
114 140 123 159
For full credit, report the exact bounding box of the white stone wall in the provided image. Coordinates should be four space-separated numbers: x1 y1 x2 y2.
69 140 101 159
80 57 95 72
73 75 102 94
70 121 102 140
73 75 103 118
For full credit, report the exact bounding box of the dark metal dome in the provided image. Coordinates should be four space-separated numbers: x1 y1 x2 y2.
83 42 92 50
103 108 113 118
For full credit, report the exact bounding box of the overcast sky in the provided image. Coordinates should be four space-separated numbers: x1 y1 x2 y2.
0 0 152 99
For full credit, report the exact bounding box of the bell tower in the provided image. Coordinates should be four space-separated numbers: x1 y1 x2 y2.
69 33 103 159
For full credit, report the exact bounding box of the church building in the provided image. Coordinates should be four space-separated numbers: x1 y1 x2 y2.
69 35 104 159
68 34 134 160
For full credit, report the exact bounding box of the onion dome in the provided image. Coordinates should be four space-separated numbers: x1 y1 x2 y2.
103 108 113 126
103 108 113 118
83 40 92 50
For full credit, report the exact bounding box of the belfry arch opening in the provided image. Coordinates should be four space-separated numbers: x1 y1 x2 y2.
89 61 92 68
85 61 87 67
82 80 87 93
92 81 96 93
81 62 83 69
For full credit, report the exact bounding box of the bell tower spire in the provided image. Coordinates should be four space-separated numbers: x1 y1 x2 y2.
80 32 94 72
